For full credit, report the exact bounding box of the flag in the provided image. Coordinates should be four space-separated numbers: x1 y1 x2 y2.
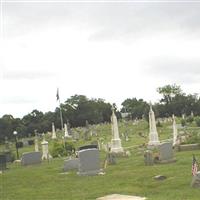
56 88 59 101
192 154 198 176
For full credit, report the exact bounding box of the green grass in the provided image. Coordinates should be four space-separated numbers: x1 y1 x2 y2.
1 119 200 200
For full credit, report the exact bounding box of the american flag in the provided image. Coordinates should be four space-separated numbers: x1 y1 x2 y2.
56 88 59 101
192 155 198 176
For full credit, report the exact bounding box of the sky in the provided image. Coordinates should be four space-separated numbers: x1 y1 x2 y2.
1 0 200 118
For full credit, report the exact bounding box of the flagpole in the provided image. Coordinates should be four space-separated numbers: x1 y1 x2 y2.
57 88 64 130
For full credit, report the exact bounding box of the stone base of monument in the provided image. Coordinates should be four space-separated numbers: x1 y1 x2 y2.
155 158 176 164
63 158 79 172
191 171 200 188
96 194 146 200
111 139 124 154
177 144 200 152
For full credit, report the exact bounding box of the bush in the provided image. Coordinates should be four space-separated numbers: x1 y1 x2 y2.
195 117 200 127
64 141 76 155
28 140 34 145
16 142 23 148
156 121 162 127
181 119 186 127
51 141 75 158
182 132 200 144
186 116 194 123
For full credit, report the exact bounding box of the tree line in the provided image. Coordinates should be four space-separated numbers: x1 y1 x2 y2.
1 84 200 142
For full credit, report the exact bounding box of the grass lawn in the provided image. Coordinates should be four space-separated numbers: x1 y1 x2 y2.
1 120 200 200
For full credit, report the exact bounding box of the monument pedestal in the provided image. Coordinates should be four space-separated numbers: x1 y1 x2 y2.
111 139 123 153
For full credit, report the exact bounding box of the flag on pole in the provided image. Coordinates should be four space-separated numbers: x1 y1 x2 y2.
56 88 59 101
192 154 198 176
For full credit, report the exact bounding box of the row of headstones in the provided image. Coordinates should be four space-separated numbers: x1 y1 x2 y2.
51 122 98 141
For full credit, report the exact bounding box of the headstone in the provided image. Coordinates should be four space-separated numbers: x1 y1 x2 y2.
35 137 39 152
63 158 79 172
148 103 160 146
78 148 101 176
0 154 7 171
79 145 98 151
106 152 116 165
158 142 174 161
191 171 200 188
110 106 123 153
5 137 10 150
21 152 42 166
3 150 13 162
144 150 153 165
52 122 57 139
67 120 71 135
41 139 52 160
22 139 29 147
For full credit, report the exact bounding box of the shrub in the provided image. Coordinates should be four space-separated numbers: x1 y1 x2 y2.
195 117 200 127
64 141 76 155
186 116 194 123
28 140 34 145
156 121 162 127
181 119 186 127
51 142 66 158
51 141 75 158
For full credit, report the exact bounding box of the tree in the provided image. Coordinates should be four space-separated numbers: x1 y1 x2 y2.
157 84 182 104
61 95 112 127
121 98 149 119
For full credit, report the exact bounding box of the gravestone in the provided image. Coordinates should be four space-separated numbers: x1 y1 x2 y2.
22 139 29 147
5 137 10 150
78 148 101 176
106 152 116 165
21 152 42 166
79 145 98 151
0 154 7 171
63 158 79 172
144 150 153 165
158 142 175 163
3 150 13 162
41 140 52 160
191 171 200 188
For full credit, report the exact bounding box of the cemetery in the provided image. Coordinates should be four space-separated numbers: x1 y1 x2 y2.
1 105 200 200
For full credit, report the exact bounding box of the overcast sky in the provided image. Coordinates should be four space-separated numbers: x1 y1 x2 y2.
1 0 200 118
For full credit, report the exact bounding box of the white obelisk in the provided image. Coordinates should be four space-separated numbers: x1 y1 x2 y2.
148 103 160 146
111 106 123 153
52 122 57 139
172 114 178 146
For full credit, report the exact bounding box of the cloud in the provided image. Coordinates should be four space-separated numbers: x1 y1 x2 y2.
145 57 200 84
3 70 54 80
4 2 200 40
0 97 37 105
